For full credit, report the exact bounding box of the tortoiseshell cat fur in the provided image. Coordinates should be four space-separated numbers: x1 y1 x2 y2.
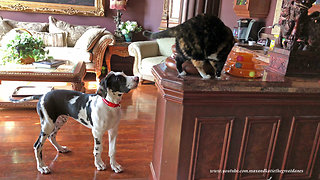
143 14 235 79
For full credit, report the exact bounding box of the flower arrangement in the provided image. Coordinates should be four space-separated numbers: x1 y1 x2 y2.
1 31 50 65
118 20 142 41
119 21 142 35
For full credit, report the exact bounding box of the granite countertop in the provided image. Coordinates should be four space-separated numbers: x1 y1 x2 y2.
152 63 320 94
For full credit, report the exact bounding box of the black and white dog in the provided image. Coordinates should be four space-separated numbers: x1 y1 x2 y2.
11 72 139 174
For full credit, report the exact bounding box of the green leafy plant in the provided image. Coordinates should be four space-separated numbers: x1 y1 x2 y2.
1 32 50 65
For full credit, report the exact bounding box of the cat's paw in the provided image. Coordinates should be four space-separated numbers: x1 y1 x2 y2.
200 74 211 79
179 71 187 76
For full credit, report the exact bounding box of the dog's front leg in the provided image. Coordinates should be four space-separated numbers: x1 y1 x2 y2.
92 129 106 171
108 126 123 173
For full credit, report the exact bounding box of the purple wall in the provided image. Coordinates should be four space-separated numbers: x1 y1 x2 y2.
0 0 278 37
220 0 278 33
0 0 164 41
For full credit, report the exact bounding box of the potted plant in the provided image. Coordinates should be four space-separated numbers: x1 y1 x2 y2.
118 20 142 42
1 30 50 65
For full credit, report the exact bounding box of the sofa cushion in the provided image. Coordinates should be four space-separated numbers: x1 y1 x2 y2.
156 38 175 57
0 28 67 48
0 29 19 47
49 16 99 47
74 28 106 51
31 31 67 47
46 47 92 63
4 19 48 32
140 56 167 76
0 17 13 46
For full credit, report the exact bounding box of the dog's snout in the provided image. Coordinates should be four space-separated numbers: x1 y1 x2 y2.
134 76 139 82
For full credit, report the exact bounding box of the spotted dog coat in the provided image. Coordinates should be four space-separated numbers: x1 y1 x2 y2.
11 72 139 174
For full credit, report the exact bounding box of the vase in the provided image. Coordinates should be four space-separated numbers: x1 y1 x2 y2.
124 33 132 42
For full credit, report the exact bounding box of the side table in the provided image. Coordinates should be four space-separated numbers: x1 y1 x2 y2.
105 42 131 72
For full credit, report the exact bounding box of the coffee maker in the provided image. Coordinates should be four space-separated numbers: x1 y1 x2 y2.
237 18 262 42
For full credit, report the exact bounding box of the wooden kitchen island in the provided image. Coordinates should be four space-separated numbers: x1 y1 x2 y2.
150 63 320 180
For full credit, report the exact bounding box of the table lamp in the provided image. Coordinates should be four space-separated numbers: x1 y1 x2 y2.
110 0 127 40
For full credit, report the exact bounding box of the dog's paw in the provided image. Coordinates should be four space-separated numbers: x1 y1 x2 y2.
38 166 51 174
110 161 123 173
58 146 71 153
95 160 106 171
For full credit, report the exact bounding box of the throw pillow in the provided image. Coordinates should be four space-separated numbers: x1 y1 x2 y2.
4 18 48 32
0 29 18 47
0 29 67 48
48 16 100 47
31 31 68 47
0 17 13 46
74 28 106 51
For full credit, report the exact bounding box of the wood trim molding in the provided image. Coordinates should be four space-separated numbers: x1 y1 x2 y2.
0 0 105 16
280 116 320 179
189 117 234 179
236 116 281 179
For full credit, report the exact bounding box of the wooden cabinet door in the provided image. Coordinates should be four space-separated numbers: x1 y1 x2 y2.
233 0 271 18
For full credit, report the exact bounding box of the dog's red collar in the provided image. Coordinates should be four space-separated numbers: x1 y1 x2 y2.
102 98 120 108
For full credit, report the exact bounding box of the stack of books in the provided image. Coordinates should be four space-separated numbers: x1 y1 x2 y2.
33 59 65 68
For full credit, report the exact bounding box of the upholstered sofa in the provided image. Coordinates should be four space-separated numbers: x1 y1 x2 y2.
0 16 114 79
128 38 175 81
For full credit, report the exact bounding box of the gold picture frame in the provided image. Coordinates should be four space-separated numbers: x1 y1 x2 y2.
0 0 105 16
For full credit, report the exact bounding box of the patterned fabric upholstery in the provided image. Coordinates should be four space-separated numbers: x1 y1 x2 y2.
48 16 99 47
0 17 13 46
74 28 107 51
4 19 48 32
31 31 67 47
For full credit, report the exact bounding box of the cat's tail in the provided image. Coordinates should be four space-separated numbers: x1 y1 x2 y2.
143 29 176 39
9 95 42 103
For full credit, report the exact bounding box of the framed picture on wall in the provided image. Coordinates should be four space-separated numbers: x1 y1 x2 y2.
0 0 105 16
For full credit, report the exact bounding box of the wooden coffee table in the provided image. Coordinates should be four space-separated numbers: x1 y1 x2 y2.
0 61 86 108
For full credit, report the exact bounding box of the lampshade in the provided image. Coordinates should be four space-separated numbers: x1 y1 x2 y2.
110 0 127 10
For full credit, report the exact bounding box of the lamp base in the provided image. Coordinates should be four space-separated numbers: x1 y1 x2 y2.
113 10 124 42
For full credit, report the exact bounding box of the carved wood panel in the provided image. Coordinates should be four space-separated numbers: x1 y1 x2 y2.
267 50 290 75
236 116 281 179
190 117 234 180
280 116 320 180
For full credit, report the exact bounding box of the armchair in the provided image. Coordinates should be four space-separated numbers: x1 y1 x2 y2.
128 38 175 81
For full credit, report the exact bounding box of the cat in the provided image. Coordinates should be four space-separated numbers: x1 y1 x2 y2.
143 14 235 79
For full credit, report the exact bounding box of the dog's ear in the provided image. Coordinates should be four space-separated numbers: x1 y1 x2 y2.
96 71 115 97
105 71 116 89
